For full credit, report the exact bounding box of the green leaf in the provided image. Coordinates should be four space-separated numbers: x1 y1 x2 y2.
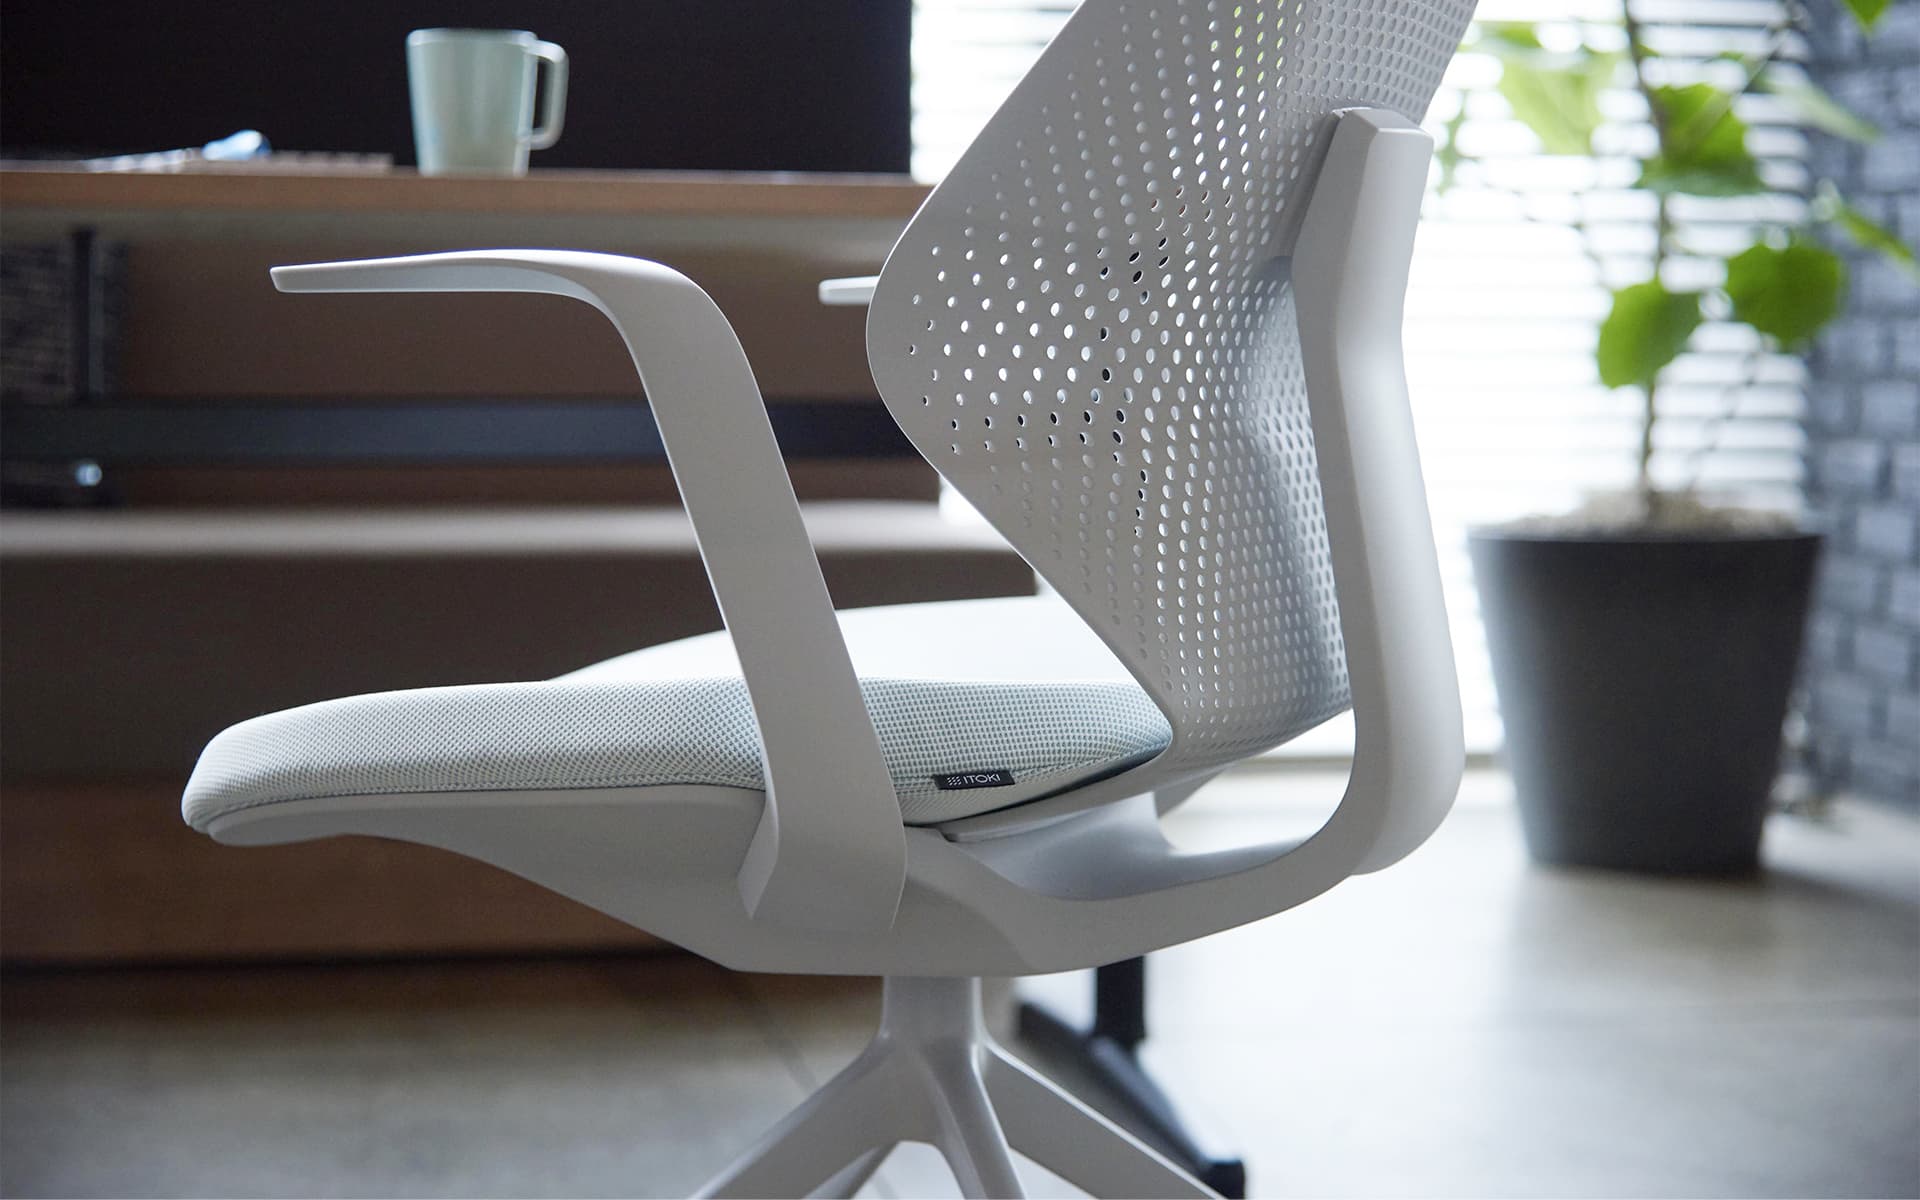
1723 240 1846 348
1598 281 1703 389
1497 50 1620 156
1834 201 1920 281
1840 0 1889 31
1479 21 1543 51
1760 68 1879 143
1638 83 1766 196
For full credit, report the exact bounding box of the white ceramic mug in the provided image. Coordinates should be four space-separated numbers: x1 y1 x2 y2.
406 29 568 176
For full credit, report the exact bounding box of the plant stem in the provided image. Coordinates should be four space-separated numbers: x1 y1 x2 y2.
1638 377 1660 508
1623 0 1671 511
1621 3 1665 140
1461 172 1608 276
1664 14 1797 160
1680 348 1770 492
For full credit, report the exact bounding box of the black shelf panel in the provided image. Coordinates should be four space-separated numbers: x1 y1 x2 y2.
0 397 913 464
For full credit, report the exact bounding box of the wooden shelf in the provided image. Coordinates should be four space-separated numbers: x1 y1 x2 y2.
0 164 931 220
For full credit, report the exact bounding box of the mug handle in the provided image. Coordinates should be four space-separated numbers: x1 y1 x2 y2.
528 41 569 151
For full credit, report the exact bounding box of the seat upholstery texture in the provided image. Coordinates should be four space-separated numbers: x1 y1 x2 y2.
183 672 1172 831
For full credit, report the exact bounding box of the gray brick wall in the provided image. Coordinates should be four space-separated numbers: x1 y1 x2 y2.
1802 0 1920 811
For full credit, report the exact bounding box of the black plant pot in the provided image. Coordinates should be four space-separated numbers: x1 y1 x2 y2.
1467 529 1821 875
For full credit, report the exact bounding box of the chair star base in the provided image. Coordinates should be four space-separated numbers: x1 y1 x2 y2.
1015 959 1247 1198
696 976 1218 1200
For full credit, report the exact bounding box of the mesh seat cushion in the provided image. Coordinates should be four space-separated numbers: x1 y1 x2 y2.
182 674 1172 831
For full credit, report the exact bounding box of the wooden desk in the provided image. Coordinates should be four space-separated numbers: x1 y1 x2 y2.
0 165 930 404
0 165 930 222
0 502 1032 963
0 173 1033 966
2 166 935 506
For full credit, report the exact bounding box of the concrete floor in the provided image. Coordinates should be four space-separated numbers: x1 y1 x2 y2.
2 770 1916 1198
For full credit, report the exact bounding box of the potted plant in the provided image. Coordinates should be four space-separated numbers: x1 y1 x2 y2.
1440 1 1917 872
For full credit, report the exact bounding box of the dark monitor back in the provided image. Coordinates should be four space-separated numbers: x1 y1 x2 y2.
0 1 912 173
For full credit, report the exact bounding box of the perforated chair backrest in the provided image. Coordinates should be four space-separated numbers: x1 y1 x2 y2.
869 0 1472 787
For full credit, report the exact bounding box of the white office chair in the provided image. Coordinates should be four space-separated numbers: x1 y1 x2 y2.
182 1 1473 1194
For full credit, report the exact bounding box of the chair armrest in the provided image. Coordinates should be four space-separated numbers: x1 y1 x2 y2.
272 250 907 934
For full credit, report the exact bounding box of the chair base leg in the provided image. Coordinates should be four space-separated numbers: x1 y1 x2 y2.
695 976 1219 1200
809 1145 891 1199
693 1039 900 1199
1017 959 1248 1198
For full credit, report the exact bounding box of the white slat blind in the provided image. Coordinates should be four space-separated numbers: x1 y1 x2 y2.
913 0 1810 754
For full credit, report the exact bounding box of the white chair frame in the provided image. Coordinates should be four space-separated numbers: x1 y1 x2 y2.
209 107 1463 1195
231 106 1460 971
195 0 1488 1182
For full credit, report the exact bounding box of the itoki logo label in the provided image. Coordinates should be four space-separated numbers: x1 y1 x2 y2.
932 768 1014 791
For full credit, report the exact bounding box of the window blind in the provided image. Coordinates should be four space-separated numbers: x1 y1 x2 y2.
913 0 1810 755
